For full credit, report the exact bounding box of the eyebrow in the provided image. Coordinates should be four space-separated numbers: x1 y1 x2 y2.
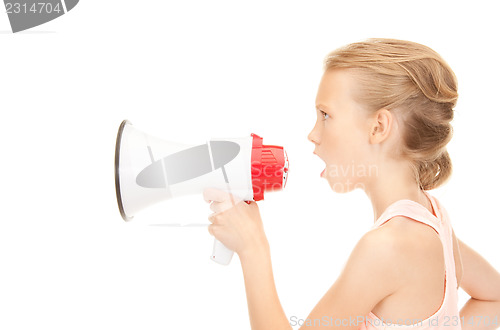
315 104 330 111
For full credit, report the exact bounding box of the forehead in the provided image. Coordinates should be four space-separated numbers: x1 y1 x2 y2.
315 69 357 106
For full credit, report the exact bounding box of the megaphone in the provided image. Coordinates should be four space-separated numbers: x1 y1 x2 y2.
114 120 289 265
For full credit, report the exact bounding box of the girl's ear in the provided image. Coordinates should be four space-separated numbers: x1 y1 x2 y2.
369 109 393 144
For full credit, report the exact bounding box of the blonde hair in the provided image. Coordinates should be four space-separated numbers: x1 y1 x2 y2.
324 38 458 190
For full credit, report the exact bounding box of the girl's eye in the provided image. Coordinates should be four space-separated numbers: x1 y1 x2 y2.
320 110 329 121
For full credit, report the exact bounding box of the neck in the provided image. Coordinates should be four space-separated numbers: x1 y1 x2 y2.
363 161 430 222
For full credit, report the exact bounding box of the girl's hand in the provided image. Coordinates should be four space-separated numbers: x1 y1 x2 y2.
203 188 269 259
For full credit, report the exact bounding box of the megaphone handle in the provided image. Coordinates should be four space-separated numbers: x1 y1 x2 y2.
210 200 252 265
210 164 252 265
211 239 234 265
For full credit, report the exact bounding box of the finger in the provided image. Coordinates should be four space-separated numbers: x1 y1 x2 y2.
203 187 230 203
208 213 224 225
209 202 219 213
208 224 221 237
213 199 245 213
210 200 234 213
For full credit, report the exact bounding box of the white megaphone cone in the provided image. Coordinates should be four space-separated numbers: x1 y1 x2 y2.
114 120 289 265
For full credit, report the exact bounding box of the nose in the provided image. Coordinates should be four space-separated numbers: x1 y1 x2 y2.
308 124 320 145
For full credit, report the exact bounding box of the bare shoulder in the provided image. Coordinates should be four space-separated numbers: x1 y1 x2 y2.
343 222 417 289
358 221 411 256
363 216 440 253
303 217 445 323
377 215 442 247
362 217 444 279
308 221 412 317
338 216 444 291
298 219 427 325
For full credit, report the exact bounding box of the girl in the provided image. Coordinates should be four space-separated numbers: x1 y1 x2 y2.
204 38 500 329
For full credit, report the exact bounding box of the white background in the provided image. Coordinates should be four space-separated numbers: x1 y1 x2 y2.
1 1 499 329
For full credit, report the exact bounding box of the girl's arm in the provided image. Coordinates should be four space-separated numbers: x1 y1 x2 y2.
239 246 292 330
204 189 292 330
458 238 500 329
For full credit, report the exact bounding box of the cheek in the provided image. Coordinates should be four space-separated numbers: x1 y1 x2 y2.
320 124 340 158
323 122 352 151
325 123 368 164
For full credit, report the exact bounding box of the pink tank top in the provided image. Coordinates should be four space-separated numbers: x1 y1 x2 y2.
359 191 461 329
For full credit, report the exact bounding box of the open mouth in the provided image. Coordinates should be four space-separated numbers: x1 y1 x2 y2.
314 153 327 178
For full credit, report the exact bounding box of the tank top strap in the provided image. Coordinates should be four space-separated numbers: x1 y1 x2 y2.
372 192 442 235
